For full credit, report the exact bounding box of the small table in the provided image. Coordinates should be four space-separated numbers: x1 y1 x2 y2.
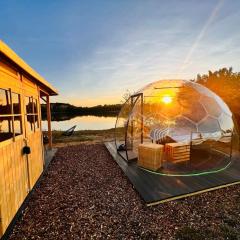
138 143 164 171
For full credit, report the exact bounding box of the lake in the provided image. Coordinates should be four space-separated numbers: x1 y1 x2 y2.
42 115 116 131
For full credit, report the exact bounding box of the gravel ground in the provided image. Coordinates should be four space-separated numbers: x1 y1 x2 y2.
9 144 240 240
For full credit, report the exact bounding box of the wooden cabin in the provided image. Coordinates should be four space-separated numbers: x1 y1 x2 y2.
0 40 58 237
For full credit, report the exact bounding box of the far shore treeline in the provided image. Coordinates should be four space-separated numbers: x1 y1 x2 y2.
41 103 122 121
42 67 240 129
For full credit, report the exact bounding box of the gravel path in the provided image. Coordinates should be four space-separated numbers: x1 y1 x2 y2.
9 144 240 240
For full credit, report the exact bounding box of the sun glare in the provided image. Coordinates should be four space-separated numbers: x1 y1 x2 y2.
161 95 172 104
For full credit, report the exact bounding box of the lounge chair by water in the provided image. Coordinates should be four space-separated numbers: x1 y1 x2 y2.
62 125 77 136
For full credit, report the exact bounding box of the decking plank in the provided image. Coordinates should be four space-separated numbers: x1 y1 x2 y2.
105 142 240 205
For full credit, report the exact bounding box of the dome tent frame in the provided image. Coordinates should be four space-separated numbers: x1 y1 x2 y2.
115 80 235 176
115 92 144 161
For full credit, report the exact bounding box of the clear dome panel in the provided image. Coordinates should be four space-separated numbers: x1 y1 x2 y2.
182 101 207 123
200 95 222 118
115 79 238 175
218 112 234 132
170 117 197 137
198 116 221 133
115 98 131 150
190 82 232 116
125 96 143 159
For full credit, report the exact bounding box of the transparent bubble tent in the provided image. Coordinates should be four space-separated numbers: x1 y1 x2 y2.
115 80 238 176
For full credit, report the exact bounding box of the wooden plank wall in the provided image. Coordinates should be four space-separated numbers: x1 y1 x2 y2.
22 75 44 189
0 57 45 236
27 130 44 189
0 138 28 234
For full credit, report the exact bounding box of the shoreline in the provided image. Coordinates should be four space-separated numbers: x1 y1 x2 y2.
45 128 116 147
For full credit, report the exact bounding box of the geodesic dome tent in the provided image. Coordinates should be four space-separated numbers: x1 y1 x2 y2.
115 79 238 176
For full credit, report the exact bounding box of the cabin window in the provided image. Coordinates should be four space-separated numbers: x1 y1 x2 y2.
0 88 22 142
33 98 39 129
0 88 11 114
25 97 33 132
0 116 13 141
25 96 39 132
12 92 21 114
14 116 22 135
12 92 23 137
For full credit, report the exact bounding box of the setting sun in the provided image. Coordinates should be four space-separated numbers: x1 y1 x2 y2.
161 95 172 104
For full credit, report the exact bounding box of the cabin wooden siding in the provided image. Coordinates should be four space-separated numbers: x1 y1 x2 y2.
0 47 55 237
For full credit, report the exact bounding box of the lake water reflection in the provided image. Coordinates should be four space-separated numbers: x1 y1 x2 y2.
42 115 116 131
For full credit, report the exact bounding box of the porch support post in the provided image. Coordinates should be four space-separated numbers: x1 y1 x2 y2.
46 95 52 149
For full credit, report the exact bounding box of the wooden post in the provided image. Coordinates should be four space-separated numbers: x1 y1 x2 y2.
141 93 143 144
46 95 52 149
9 88 15 141
130 96 133 149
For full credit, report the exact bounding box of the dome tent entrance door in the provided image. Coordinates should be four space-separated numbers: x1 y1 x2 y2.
115 93 143 161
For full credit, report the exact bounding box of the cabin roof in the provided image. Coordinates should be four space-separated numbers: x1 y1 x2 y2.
0 40 58 96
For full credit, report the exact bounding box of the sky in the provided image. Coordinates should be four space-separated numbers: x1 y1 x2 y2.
1 0 240 106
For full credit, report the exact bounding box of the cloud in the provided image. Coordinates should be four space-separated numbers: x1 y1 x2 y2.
48 0 240 106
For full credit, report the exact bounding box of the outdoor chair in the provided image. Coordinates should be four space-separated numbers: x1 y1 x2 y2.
62 125 77 136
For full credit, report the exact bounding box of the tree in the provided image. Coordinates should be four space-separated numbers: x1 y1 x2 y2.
122 89 134 103
194 67 240 129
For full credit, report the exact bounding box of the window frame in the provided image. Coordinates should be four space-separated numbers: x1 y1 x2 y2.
0 87 23 143
25 96 40 133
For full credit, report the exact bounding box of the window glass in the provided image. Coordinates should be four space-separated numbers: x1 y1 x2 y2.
34 114 39 129
0 88 11 114
25 96 40 132
25 97 33 114
33 99 39 129
25 118 32 133
33 98 38 114
0 116 13 141
0 89 23 142
26 115 34 132
14 116 22 136
12 92 21 114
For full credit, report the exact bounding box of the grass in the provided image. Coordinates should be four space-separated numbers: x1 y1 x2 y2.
44 128 117 147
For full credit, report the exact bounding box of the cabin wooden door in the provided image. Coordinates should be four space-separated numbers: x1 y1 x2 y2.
0 80 29 236
24 95 44 189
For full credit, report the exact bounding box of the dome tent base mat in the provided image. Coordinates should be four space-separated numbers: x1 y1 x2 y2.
105 141 240 205
146 148 231 176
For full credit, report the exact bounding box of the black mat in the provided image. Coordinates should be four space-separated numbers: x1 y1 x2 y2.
105 142 240 205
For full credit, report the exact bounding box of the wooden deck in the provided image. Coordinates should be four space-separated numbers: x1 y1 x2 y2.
105 141 240 206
